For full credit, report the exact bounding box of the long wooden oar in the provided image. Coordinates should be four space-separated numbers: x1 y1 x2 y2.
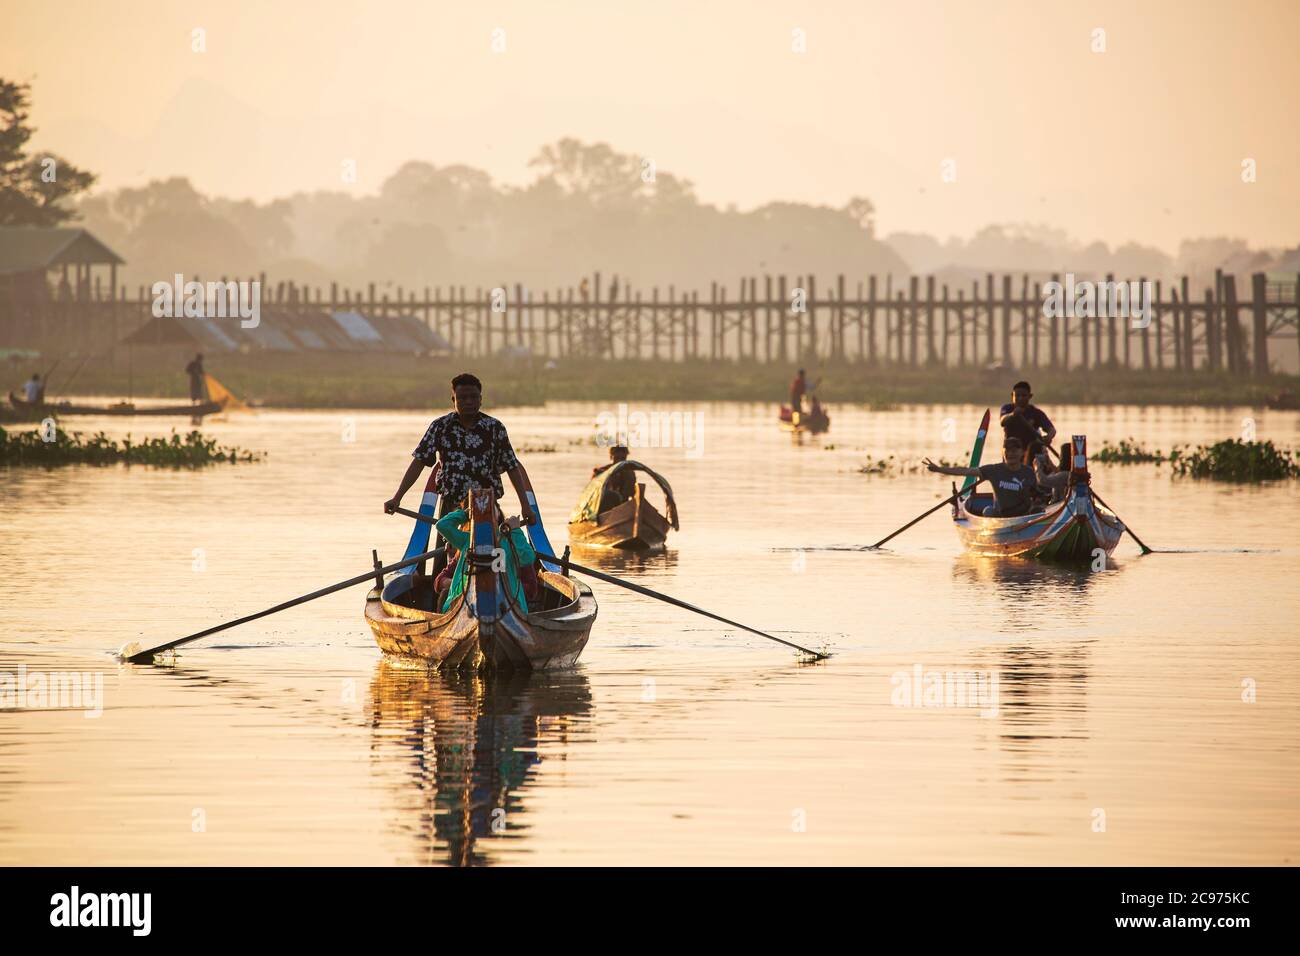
121 545 444 663
867 481 985 550
1090 487 1153 554
391 506 828 661
1045 445 1154 554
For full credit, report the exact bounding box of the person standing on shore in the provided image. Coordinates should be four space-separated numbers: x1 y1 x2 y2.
383 371 536 542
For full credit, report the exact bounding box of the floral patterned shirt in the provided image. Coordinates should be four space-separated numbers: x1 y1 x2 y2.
412 412 520 503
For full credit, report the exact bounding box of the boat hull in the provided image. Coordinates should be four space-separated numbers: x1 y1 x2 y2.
366 570 597 673
567 487 670 549
9 392 225 417
953 485 1124 562
778 404 830 433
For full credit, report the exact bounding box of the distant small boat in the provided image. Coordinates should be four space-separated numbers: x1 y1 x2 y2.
367 487 598 673
8 392 226 418
952 435 1124 562
779 403 830 433
567 460 679 549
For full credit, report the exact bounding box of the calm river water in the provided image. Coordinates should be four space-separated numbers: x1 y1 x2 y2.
2 401 1297 865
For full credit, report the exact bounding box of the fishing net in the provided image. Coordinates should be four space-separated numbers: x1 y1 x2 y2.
204 374 249 412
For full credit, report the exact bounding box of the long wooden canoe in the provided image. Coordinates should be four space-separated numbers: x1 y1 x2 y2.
778 403 830 433
367 487 597 672
567 461 679 549
8 392 227 418
952 435 1124 562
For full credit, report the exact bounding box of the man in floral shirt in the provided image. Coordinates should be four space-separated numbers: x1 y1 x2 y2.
384 372 535 527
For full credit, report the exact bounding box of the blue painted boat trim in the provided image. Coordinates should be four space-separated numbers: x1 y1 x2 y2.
397 489 439 575
524 489 561 572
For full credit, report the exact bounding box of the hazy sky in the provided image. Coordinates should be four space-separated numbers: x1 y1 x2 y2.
5 0 1298 252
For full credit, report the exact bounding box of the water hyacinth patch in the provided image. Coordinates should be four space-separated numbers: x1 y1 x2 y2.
1168 439 1299 482
1092 438 1167 464
0 426 264 468
859 454 963 476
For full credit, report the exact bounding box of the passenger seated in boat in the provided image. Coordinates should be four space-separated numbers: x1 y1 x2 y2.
434 545 459 609
592 445 636 512
1033 441 1077 504
923 436 1042 517
434 502 538 613
22 374 41 404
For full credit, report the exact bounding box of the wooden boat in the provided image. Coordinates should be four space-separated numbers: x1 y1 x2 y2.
779 402 830 433
8 392 226 418
567 460 679 549
952 435 1124 562
367 486 598 672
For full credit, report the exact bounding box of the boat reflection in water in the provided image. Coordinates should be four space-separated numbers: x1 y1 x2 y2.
950 552 1104 594
570 542 679 576
950 554 1096 788
367 661 593 866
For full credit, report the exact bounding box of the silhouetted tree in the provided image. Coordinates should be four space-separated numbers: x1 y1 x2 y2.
0 79 96 226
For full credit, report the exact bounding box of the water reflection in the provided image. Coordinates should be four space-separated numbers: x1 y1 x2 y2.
953 556 1095 785
952 553 1102 597
367 662 593 866
570 544 680 575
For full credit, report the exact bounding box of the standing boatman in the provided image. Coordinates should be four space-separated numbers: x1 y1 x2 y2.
999 380 1056 464
789 368 809 415
383 372 537 571
185 353 208 404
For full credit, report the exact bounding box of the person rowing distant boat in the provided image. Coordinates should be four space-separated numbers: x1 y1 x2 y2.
924 435 1042 517
592 444 637 513
1000 380 1055 464
383 372 536 567
789 368 809 414
185 353 208 405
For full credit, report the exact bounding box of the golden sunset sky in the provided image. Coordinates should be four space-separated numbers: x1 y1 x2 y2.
4 0 1297 251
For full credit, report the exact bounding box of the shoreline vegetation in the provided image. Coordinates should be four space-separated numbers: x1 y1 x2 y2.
0 426 264 467
4 353 1299 413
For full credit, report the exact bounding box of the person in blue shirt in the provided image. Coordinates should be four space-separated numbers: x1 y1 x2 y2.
1000 381 1056 464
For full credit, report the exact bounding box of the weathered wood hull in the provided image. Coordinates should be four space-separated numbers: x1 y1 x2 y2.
8 392 226 417
366 570 597 673
953 484 1124 562
567 486 670 549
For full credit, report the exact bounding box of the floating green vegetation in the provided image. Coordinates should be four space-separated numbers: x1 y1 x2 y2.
1092 438 1166 463
0 426 265 468
858 455 961 476
1168 439 1299 482
515 443 558 454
